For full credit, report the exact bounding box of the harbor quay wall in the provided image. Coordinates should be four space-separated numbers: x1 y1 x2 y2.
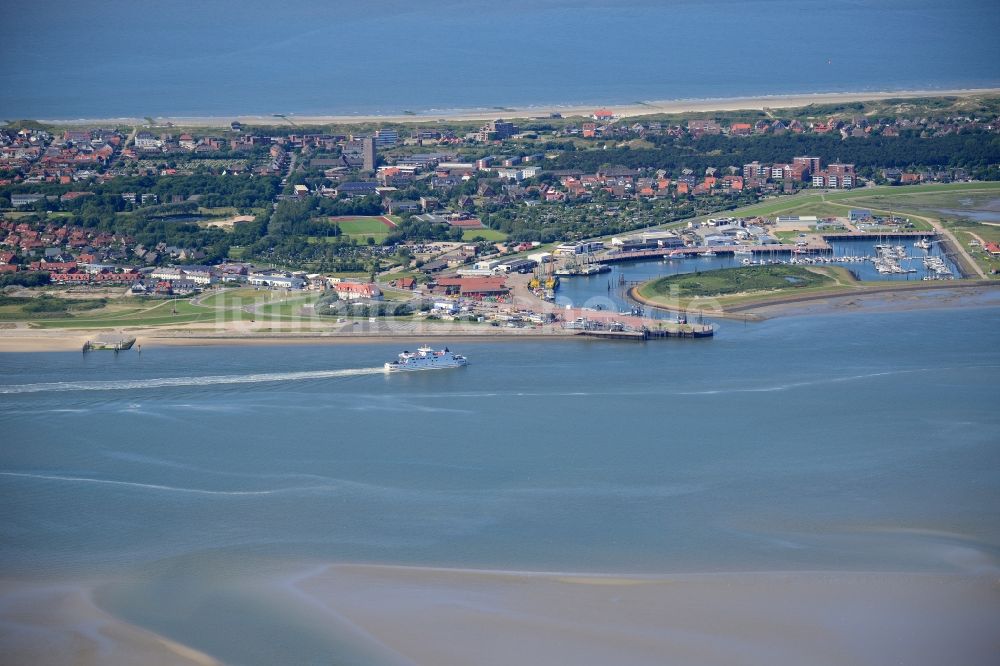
820 231 937 240
933 235 976 279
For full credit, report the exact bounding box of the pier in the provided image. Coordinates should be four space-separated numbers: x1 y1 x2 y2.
82 334 137 353
562 307 714 340
821 231 937 240
577 327 713 340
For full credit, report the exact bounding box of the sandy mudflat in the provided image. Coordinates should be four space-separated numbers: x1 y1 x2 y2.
630 282 1000 321
289 565 1000 666
0 580 219 666
4 566 997 665
39 88 1000 127
742 283 1000 319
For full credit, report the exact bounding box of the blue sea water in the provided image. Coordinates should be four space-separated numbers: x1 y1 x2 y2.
1 0 998 118
2 306 998 580
2 303 998 663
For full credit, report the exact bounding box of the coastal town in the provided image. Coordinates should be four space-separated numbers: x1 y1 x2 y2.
1 94 999 343
4 3 1000 665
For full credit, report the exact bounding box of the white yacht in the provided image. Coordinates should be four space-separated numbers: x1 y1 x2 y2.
384 346 468 372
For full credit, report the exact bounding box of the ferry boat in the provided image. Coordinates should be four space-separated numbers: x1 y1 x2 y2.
384 346 468 372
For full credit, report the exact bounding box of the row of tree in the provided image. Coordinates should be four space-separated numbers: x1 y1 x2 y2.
551 130 1000 175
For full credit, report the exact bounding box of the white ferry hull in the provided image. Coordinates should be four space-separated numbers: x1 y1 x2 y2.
384 361 467 372
384 346 468 372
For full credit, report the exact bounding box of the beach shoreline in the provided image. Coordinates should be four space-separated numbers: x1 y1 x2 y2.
2 282 998 352
34 87 1000 127
0 326 580 353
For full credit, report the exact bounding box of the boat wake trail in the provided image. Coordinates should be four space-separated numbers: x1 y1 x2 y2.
0 367 385 394
673 368 940 396
0 471 280 495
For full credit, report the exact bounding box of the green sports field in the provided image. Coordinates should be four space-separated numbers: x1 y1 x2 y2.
330 216 395 238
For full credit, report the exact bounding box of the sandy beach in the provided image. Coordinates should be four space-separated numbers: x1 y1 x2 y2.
38 88 1000 128
3 565 997 666
0 322 579 353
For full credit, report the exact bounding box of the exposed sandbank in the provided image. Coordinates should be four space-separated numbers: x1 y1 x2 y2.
5 566 997 666
37 88 1000 128
0 579 219 666
287 564 1000 666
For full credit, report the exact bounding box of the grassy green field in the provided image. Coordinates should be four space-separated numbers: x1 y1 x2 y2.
28 298 253 329
640 265 835 299
10 286 335 329
700 183 1000 222
198 288 277 308
330 216 394 236
254 294 323 317
944 220 1000 244
842 189 1000 220
944 222 1000 274
462 229 508 241
0 294 109 320
326 216 392 243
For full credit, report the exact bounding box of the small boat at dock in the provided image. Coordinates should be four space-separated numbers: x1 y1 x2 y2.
83 334 136 352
